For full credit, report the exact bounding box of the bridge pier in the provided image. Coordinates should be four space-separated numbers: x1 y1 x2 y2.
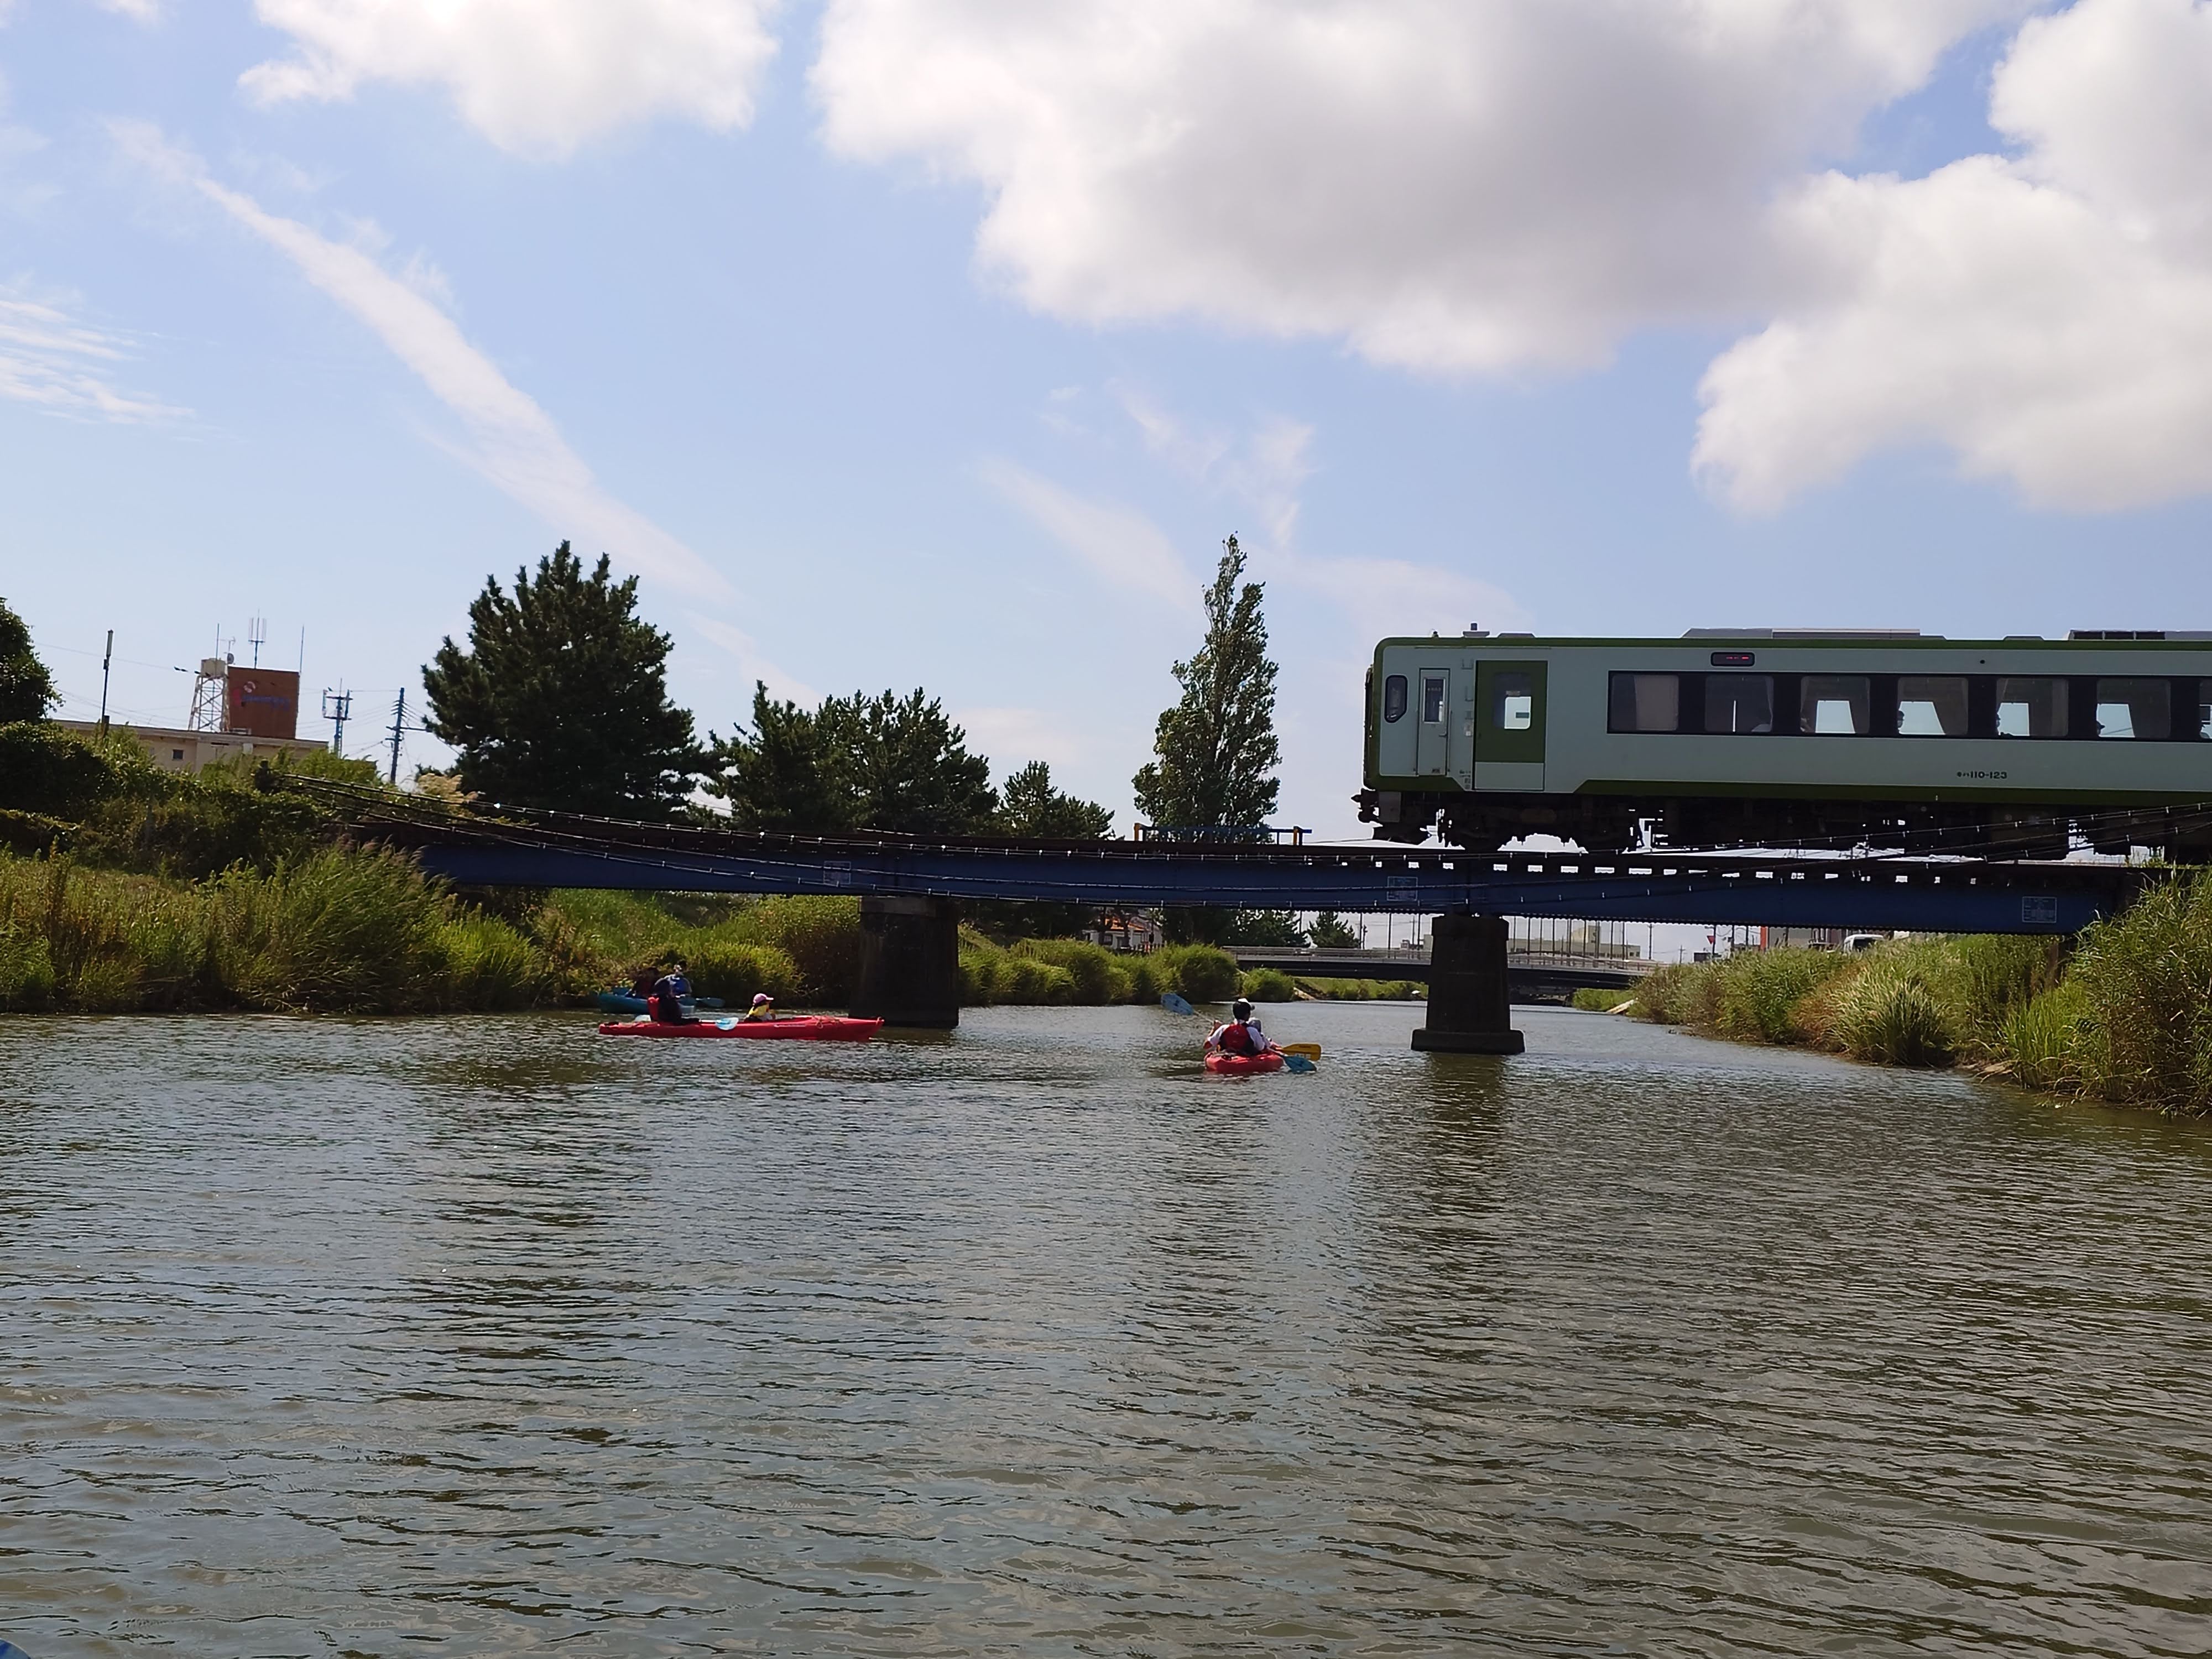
1411 913 1525 1055
851 894 962 1029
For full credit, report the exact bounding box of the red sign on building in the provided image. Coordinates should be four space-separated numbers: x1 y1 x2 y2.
226 668 300 739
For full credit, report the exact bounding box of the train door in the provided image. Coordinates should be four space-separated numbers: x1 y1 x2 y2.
1474 660 1546 791
1413 664 1457 778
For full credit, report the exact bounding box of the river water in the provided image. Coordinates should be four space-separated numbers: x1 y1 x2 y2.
4 1002 2210 1657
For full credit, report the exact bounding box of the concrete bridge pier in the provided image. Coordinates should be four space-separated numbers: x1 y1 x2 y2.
851 894 962 1029
1411 912 1525 1055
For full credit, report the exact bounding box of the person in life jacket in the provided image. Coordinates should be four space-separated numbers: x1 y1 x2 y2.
648 963 695 1024
740 993 778 1022
1206 999 1277 1058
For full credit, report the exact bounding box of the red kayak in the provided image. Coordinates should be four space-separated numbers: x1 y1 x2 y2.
1204 1050 1285 1076
598 1016 883 1042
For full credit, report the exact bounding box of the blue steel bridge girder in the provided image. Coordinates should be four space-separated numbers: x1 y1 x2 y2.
405 835 2138 936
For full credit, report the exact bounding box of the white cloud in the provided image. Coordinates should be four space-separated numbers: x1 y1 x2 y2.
1110 392 1528 638
91 0 164 22
0 285 184 421
815 0 2023 373
1695 0 2212 512
979 455 1191 607
114 122 730 592
242 0 780 159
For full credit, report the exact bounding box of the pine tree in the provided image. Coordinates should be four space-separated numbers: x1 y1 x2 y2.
708 686 999 837
422 543 703 818
0 596 58 724
1132 534 1281 831
997 760 1114 840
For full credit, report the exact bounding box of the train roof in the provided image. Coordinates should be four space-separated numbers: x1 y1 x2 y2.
1375 629 2212 650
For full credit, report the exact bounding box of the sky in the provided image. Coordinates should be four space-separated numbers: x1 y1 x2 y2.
6 0 2212 839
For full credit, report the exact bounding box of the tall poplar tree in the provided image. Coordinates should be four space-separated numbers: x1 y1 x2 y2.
1132 534 1281 831
422 543 703 818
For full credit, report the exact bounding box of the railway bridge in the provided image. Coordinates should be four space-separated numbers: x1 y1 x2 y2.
318 784 2154 1056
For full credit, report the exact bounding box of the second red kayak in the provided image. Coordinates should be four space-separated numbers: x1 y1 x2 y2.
1204 1050 1285 1076
598 1016 883 1042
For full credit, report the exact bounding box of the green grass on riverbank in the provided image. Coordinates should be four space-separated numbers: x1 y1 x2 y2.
1625 871 2212 1116
0 846 1250 1016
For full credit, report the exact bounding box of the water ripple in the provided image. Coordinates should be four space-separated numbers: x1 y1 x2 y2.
3 1004 2209 1656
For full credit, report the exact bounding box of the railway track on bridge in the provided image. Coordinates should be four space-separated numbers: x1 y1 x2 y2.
288 778 2161 935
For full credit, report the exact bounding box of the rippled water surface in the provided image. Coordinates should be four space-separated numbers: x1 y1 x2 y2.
5 1003 2211 1657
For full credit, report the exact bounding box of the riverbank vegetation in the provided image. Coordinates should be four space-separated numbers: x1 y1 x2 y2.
1625 875 2212 1116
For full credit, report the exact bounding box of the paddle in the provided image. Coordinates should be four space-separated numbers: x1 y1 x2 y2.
1161 993 1197 1016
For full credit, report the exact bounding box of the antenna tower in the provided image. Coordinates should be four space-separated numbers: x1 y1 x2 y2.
188 626 232 733
248 616 267 668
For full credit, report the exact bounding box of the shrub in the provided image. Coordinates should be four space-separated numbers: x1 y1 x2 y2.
1630 961 1700 1024
434 912 549 1011
2001 980 2093 1093
1240 967 1298 1002
682 940 801 1005
729 896 864 1003
2065 871 2212 1114
0 921 55 1009
210 847 448 1013
0 722 132 818
1155 943 1239 1003
1571 986 1626 1012
1124 957 1162 1003
1829 960 1954 1067
1013 938 1132 1004
1711 949 1851 1044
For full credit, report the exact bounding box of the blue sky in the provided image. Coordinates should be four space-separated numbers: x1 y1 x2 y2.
7 1 2212 836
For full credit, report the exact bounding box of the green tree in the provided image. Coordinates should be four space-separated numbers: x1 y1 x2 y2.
0 596 58 724
1133 534 1281 831
1224 910 1307 947
422 543 702 818
997 760 1114 839
708 686 998 837
707 683 860 834
846 688 998 835
973 761 1117 941
1307 910 1360 949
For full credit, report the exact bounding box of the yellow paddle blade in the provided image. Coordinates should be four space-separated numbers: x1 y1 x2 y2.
1281 1042 1321 1060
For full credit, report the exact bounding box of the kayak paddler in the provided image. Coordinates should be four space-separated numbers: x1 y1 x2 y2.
740 993 778 1022
1206 999 1278 1059
648 963 695 1024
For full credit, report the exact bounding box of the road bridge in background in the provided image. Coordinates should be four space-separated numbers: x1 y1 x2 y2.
1228 948 1649 1000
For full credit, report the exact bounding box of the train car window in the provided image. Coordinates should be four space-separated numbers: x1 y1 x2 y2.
1704 674 1774 734
1607 672 1679 733
1383 674 1408 723
1898 676 1969 737
2198 681 2212 739
1421 674 1447 724
1995 676 2068 738
1492 671 1535 731
1801 675 1870 734
2094 677 2169 739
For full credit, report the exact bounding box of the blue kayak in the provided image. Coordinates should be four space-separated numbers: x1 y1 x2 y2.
596 990 725 1016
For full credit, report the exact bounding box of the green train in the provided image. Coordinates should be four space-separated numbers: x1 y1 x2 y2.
1359 629 2212 859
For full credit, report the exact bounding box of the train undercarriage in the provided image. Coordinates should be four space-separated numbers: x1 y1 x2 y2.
1356 787 2212 863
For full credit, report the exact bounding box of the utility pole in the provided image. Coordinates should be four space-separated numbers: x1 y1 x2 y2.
97 629 113 740
322 687 352 758
387 688 406 786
